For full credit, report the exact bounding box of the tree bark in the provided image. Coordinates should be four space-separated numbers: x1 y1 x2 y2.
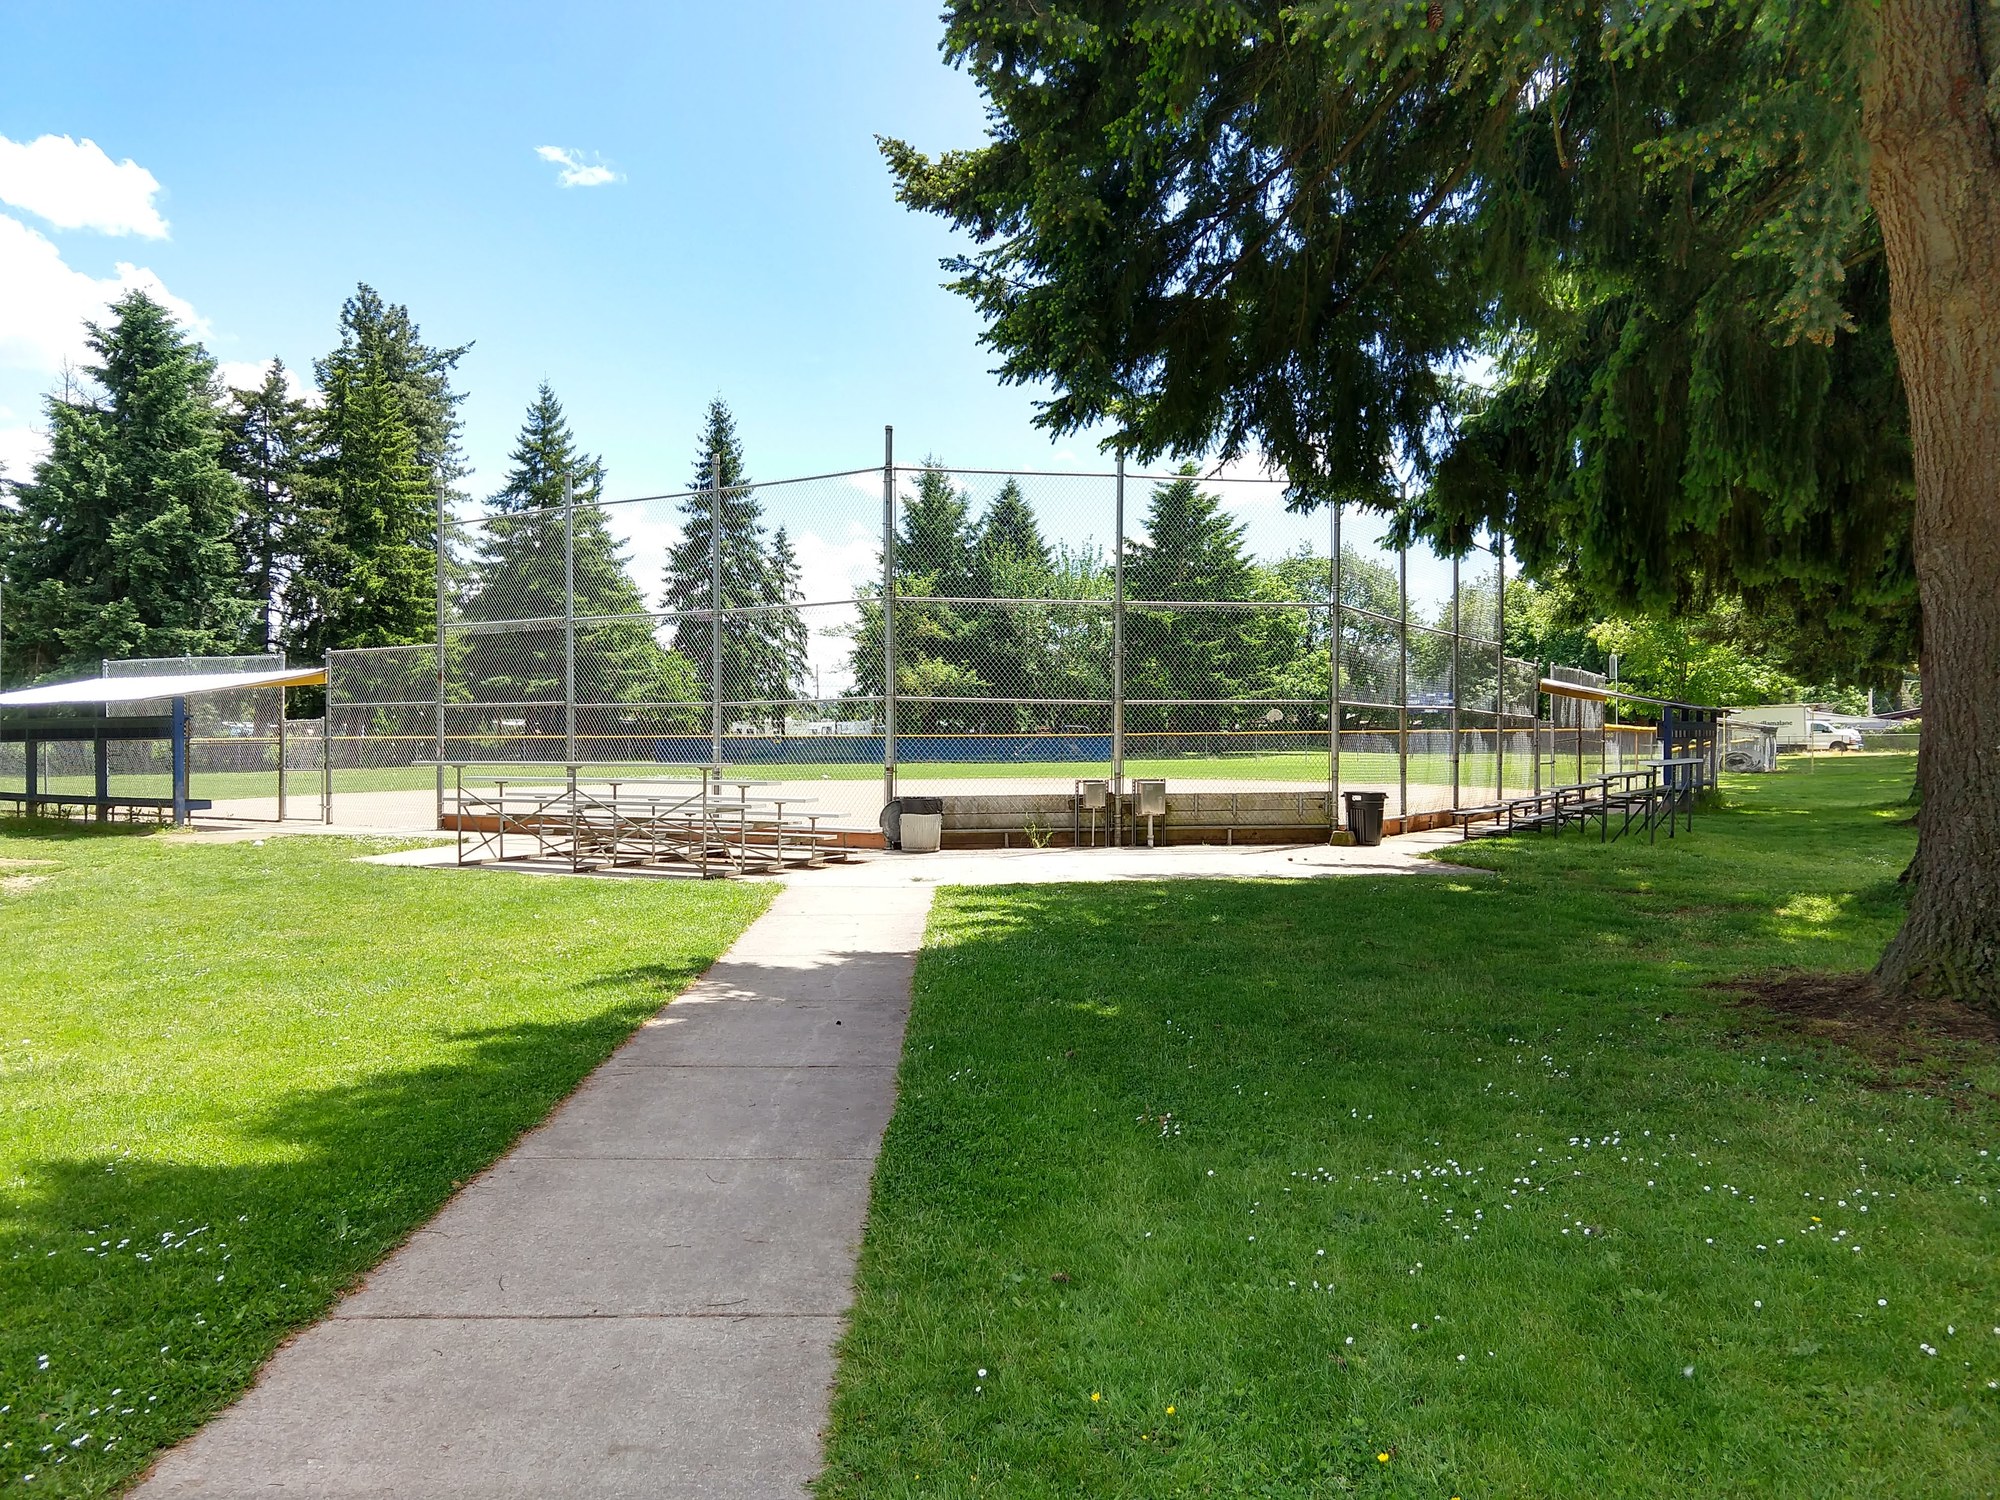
1863 0 2000 1010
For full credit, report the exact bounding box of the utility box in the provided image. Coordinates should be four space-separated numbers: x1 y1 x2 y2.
1133 779 1167 818
1077 778 1109 810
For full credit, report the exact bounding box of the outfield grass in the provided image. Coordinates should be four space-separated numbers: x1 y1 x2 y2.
820 754 1999 1497
0 829 769 1496
26 750 1508 804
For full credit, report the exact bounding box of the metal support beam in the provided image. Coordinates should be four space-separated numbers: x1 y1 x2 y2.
1494 538 1506 801
1112 454 1126 796
1449 551 1461 811
711 452 724 777
435 482 449 827
170 696 189 827
1397 545 1409 822
1329 502 1341 835
563 472 578 765
94 732 109 824
881 426 897 808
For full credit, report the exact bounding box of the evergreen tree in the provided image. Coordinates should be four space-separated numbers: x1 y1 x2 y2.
0 292 251 677
1122 470 1269 731
288 341 435 653
768 525 811 705
286 286 468 657
220 360 316 653
661 400 794 716
316 285 468 496
885 0 2000 1006
461 385 688 732
845 461 986 729
965 478 1057 727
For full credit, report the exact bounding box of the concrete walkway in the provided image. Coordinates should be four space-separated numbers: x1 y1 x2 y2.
135 880 933 1500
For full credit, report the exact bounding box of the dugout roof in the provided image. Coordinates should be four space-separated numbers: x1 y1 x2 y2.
0 666 327 709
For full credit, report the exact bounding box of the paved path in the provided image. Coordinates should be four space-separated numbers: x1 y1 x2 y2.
135 880 934 1500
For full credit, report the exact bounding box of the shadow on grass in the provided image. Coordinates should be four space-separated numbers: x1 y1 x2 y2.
0 1005 668 1495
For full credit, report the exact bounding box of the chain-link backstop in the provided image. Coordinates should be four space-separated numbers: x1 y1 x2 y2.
324 446 1630 837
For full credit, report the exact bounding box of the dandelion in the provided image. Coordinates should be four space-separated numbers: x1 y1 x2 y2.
1091 1392 1101 1402
1377 1452 1391 1463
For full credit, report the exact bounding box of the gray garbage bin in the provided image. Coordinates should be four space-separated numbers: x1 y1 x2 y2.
1343 790 1387 847
880 796 944 849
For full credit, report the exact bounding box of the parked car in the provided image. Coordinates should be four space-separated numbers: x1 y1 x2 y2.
1811 720 1864 752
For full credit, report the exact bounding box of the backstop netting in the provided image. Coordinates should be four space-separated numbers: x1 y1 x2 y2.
322 454 1602 832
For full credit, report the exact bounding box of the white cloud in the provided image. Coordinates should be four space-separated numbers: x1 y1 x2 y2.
215 358 312 401
0 213 203 377
0 420 47 481
0 134 168 237
534 145 621 189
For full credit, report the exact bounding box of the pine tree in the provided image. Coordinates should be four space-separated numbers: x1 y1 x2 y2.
886 0 2000 1007
768 525 810 706
286 286 467 658
220 361 316 654
661 400 794 717
963 478 1057 727
288 343 435 653
1122 470 1267 731
461 385 687 735
0 292 252 677
844 462 986 728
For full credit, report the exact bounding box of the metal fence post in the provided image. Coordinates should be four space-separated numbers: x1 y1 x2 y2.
881 426 897 808
170 695 189 827
277 693 288 823
563 473 578 765
1494 537 1506 800
1450 551 1461 811
1329 502 1342 833
1397 544 1409 823
1112 454 1126 796
434 483 448 824
710 452 724 777
323 655 334 823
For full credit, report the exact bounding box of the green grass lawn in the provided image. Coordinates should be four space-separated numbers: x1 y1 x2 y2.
0 829 770 1496
820 753 2000 1498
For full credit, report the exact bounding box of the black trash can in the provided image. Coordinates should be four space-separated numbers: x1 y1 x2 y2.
1343 790 1387 847
880 795 945 849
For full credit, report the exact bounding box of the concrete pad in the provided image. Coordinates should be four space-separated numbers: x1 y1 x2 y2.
340 1157 874 1318
137 1314 844 1500
511 1063 900 1162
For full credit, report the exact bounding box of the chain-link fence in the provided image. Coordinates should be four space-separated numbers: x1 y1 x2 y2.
0 653 321 820
322 448 1631 835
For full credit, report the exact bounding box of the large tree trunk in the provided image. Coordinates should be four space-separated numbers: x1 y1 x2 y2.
1863 0 2000 1010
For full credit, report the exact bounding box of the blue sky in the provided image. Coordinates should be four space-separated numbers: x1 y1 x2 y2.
0 2 1046 489
0 0 1469 680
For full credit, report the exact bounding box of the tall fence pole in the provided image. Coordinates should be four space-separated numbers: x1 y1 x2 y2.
563 472 578 765
1329 502 1342 833
1112 454 1126 796
1397 544 1410 823
881 426 897 809
1450 551 1461 811
434 482 448 825
710 452 724 777
1494 536 1506 801
323 654 334 823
